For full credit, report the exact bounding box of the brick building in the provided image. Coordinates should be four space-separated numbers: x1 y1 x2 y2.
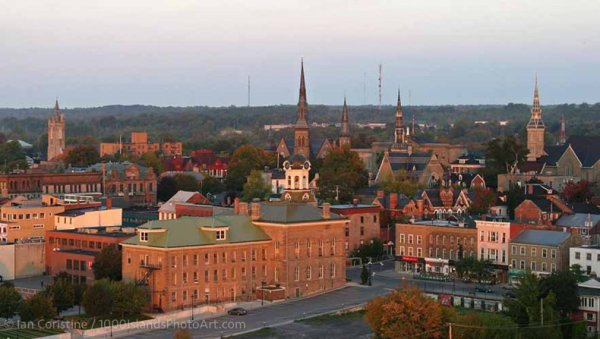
100 132 182 157
1 199 65 242
395 220 477 275
88 162 157 206
0 172 102 199
121 202 347 312
329 204 380 254
45 227 135 284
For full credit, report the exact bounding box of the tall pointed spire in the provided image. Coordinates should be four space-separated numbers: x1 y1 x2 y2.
54 99 60 112
294 59 310 157
341 96 350 137
395 89 403 128
527 76 546 160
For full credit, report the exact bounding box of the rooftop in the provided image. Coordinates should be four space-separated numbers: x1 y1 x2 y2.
56 206 113 217
257 202 345 224
122 215 271 248
511 229 570 246
48 227 136 238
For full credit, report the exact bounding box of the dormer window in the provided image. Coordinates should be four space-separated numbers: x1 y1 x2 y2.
140 232 149 242
216 230 226 240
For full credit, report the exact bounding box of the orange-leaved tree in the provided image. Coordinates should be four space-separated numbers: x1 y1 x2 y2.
364 285 443 339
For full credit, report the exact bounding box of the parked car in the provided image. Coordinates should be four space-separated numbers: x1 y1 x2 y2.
227 307 248 316
475 285 493 293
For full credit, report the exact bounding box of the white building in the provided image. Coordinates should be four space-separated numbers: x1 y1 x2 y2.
54 207 122 230
570 245 600 276
578 278 600 335
475 219 510 266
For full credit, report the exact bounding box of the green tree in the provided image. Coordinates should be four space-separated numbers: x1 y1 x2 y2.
139 151 165 176
0 140 28 173
318 147 368 202
378 169 421 197
65 145 100 167
0 285 22 318
350 239 384 262
225 145 275 191
82 279 113 317
242 170 271 202
200 175 225 195
485 136 529 176
46 276 75 313
157 176 177 202
570 264 587 282
19 294 56 322
174 173 200 192
92 244 122 281
110 281 148 318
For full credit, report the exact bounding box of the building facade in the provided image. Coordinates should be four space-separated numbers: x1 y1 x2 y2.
570 245 600 276
329 204 380 254
46 227 134 284
100 132 182 157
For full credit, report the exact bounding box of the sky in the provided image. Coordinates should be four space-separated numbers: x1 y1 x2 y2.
1 0 599 108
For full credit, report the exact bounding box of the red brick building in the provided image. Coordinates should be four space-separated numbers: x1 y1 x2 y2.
121 202 347 312
329 204 381 254
45 227 135 284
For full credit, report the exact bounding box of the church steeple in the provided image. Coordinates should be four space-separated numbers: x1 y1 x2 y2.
393 90 407 149
526 77 546 160
559 114 566 145
294 59 310 157
48 99 65 161
339 97 351 148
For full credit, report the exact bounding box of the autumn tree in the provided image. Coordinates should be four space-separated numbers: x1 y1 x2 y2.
318 147 368 203
65 145 100 167
469 187 497 215
242 170 271 202
485 136 529 175
92 244 122 281
560 180 593 203
225 145 275 191
365 286 443 339
378 169 421 197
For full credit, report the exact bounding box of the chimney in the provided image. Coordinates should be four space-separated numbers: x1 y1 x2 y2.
106 196 112 209
234 197 240 214
416 199 424 215
389 193 398 209
322 202 331 219
377 190 384 198
251 202 261 220
239 202 249 215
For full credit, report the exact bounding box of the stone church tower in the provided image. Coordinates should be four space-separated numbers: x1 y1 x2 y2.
392 90 408 151
526 78 546 161
47 100 65 161
294 60 310 158
338 97 351 148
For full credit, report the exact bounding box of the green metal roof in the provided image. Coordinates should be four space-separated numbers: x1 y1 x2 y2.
122 215 271 248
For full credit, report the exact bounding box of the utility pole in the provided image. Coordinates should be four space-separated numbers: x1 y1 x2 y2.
378 64 382 113
540 298 544 326
448 323 453 339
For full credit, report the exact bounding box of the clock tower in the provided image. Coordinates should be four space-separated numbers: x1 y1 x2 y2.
281 153 316 204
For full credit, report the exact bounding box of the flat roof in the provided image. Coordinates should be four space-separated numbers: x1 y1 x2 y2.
48 227 136 238
329 204 379 209
56 206 114 217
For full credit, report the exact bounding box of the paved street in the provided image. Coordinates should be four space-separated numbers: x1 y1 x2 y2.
122 261 505 339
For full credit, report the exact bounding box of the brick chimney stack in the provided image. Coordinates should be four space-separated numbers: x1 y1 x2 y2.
239 202 249 215
322 202 331 219
251 202 261 220
389 193 398 209
234 197 240 214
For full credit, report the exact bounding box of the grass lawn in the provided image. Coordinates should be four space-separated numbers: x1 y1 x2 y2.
0 327 64 339
298 310 366 324
64 314 153 330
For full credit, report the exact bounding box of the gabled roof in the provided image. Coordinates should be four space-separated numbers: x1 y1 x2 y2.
565 136 600 167
531 199 562 213
556 213 600 228
511 229 570 246
257 202 344 223
122 215 271 248
159 191 203 213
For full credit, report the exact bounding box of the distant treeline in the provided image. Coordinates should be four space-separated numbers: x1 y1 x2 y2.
1 103 598 156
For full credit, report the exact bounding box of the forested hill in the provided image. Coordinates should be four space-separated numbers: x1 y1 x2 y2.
1 103 599 156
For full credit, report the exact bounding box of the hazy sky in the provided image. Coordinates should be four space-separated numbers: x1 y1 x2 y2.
1 0 599 107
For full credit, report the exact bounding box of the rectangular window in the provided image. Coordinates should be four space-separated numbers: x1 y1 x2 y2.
575 251 581 259
140 232 148 242
216 230 226 240
408 235 413 244
74 260 79 270
345 227 349 237
511 246 517 255
531 248 536 257
360 227 364 236
542 248 547 258
193 254 198 265
66 259 72 269
416 235 422 245
587 253 592 261
551 249 556 259
520 246 525 255
81 261 87 271
399 234 405 244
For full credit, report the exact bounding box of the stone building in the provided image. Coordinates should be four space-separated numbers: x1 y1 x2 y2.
47 100 65 161
100 132 182 157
